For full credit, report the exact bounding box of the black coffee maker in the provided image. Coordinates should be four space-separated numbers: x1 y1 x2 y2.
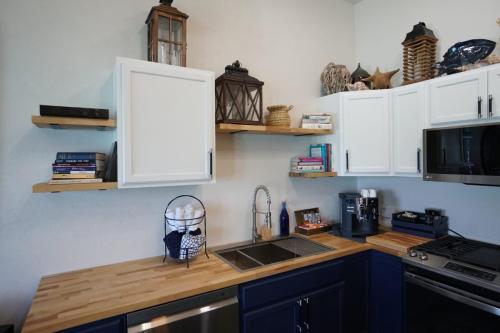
339 192 379 237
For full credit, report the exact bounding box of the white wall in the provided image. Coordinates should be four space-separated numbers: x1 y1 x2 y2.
354 0 500 243
0 0 356 329
354 0 500 86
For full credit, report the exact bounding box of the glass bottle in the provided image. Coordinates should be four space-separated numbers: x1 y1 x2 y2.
280 201 290 237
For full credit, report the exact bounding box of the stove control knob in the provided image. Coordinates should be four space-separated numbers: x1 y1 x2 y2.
420 252 429 261
409 250 418 258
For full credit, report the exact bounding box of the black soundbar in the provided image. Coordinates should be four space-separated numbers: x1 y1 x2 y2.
40 105 109 119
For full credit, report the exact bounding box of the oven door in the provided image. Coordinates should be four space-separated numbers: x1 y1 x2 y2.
405 268 500 333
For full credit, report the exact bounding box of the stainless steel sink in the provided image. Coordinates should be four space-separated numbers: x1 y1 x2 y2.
214 236 334 271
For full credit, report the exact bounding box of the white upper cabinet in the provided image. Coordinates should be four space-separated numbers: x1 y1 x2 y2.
342 91 391 175
488 66 500 119
391 84 426 176
429 70 488 124
115 57 215 188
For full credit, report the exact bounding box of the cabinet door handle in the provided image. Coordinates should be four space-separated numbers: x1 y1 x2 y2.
417 148 421 174
302 297 311 330
478 96 483 118
346 150 349 172
489 94 493 118
209 149 213 178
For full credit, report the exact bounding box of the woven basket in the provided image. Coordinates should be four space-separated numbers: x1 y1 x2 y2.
266 105 293 127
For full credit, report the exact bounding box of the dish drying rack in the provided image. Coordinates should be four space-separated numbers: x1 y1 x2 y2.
163 195 209 268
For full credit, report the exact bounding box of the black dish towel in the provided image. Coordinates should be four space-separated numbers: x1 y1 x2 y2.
164 231 185 259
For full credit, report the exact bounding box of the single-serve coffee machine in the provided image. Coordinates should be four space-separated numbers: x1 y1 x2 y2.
339 190 379 237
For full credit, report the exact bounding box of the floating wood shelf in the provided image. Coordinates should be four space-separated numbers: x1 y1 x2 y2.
32 182 118 193
289 172 337 178
32 115 116 130
216 124 333 136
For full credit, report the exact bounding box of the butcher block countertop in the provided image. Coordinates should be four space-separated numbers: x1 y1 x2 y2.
22 231 427 333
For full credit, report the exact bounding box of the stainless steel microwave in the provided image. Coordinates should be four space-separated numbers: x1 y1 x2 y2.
423 123 500 186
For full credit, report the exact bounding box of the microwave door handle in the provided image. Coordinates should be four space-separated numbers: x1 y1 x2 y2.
417 148 421 174
127 297 238 333
405 272 500 317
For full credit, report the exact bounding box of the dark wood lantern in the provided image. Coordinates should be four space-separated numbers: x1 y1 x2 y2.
402 22 438 85
146 0 188 66
215 61 264 125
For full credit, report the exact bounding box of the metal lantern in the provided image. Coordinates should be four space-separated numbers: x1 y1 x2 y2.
146 0 188 66
215 61 264 125
402 22 438 85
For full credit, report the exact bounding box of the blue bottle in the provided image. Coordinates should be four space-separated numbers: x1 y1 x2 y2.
280 201 290 237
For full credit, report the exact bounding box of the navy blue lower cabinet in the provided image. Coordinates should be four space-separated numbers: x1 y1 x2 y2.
242 297 299 333
344 251 370 333
57 316 125 333
305 282 344 333
370 250 404 333
240 259 346 333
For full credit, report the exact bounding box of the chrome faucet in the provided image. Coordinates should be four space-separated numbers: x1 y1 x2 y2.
252 185 272 243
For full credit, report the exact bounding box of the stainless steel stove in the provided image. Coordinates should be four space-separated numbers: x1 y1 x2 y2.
403 236 500 333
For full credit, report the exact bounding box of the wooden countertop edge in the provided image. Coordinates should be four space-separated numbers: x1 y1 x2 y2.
22 232 426 333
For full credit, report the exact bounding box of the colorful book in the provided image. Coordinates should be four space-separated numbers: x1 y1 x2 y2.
52 174 96 179
291 165 325 172
49 178 103 185
54 159 104 164
55 152 105 160
301 123 333 129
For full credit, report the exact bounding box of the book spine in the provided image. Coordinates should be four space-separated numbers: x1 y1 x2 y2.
49 178 103 184
53 167 97 172
327 144 332 172
291 162 324 166
301 123 333 129
54 159 98 164
56 153 105 160
292 165 325 171
52 174 96 179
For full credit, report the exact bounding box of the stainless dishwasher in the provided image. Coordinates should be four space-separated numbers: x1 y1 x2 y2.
127 286 239 333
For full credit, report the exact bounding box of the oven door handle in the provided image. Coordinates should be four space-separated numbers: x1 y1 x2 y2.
127 296 238 333
405 272 500 317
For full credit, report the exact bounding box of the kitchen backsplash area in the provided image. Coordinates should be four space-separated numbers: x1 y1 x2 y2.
357 177 500 244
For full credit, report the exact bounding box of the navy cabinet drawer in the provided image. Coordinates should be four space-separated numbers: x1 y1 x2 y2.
240 259 344 311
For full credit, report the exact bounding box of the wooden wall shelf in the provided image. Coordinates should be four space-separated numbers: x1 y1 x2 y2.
32 116 116 130
216 124 333 136
289 172 337 178
32 182 118 193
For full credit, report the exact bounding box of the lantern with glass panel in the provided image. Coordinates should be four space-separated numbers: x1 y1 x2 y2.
146 0 188 66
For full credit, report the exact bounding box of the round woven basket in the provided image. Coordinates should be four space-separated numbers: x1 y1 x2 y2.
266 105 293 127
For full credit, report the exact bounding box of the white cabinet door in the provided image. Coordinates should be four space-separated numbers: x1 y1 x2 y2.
488 67 500 119
342 91 391 175
429 71 488 124
392 85 425 176
115 57 215 188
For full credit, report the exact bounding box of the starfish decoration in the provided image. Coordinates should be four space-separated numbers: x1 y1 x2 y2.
362 67 400 89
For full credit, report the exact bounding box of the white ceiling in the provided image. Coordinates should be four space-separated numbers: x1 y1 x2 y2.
344 0 364 4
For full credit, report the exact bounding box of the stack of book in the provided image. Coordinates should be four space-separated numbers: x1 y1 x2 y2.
310 144 333 172
290 156 325 173
301 113 332 130
49 152 106 184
